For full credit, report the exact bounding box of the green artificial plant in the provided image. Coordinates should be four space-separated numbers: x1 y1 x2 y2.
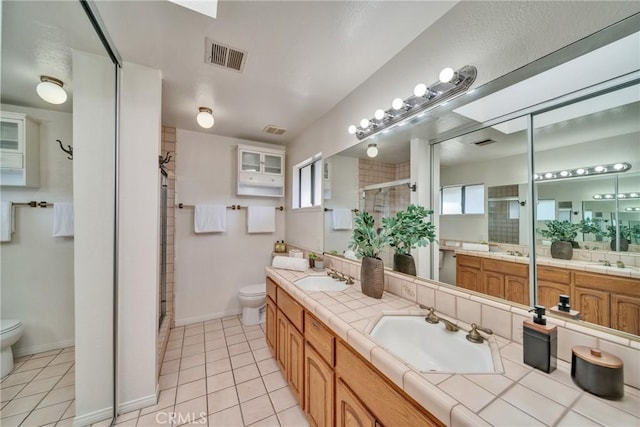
382 204 437 256
537 220 581 242
348 211 391 258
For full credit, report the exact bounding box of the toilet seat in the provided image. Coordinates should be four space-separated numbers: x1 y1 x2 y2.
1 319 22 335
239 283 266 297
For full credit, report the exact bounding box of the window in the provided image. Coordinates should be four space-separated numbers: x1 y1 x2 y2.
292 154 322 209
441 184 485 215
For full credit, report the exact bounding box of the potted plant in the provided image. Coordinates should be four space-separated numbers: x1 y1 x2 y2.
537 220 581 260
308 251 318 268
382 204 437 276
348 211 391 298
603 224 639 251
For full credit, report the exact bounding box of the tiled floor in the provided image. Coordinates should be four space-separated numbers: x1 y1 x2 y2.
114 316 308 426
0 347 76 427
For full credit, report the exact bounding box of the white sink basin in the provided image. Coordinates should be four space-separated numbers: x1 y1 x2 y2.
588 264 638 273
369 316 496 373
294 276 349 292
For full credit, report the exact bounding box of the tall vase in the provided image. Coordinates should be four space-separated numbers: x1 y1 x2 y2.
610 239 629 252
550 241 573 260
393 253 416 276
360 256 384 299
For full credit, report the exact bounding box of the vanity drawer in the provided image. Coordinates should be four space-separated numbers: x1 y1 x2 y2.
457 254 481 268
277 287 304 331
305 312 334 366
483 258 528 278
537 265 571 284
266 276 277 302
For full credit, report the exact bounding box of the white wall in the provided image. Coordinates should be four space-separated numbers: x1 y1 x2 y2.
175 130 285 325
0 104 74 356
117 62 162 412
323 155 359 254
284 1 640 252
72 50 115 426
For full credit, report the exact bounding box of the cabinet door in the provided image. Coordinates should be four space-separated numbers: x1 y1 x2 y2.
287 324 305 407
505 275 529 306
0 118 23 152
537 280 570 312
457 266 481 293
263 153 283 175
276 310 288 372
266 297 276 355
574 286 610 327
484 271 505 299
240 150 261 172
611 294 640 335
305 343 334 427
336 379 376 427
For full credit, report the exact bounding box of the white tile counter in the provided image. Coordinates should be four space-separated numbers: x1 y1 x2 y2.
266 266 640 426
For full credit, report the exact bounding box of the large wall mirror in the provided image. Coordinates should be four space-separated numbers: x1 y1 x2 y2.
323 21 640 339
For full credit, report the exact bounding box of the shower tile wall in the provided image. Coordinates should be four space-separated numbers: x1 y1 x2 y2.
488 184 520 244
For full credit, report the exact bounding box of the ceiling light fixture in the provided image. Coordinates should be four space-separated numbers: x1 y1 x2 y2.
196 107 214 128
36 76 67 104
593 192 640 200
626 207 640 211
347 65 477 140
535 162 631 182
366 143 378 158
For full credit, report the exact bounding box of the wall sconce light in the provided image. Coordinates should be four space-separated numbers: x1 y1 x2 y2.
366 143 378 158
36 76 67 105
593 192 639 200
196 107 214 128
534 162 631 181
347 65 477 141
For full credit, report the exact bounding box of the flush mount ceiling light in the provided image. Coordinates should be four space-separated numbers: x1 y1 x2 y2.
347 65 477 141
366 143 378 158
593 192 639 200
196 107 214 128
534 162 631 181
36 76 67 105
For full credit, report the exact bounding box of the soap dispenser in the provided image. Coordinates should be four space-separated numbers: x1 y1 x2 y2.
523 305 557 373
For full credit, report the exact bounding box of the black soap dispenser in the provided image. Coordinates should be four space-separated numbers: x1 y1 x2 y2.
523 305 557 373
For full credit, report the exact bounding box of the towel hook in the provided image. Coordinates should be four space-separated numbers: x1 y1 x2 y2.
57 139 73 160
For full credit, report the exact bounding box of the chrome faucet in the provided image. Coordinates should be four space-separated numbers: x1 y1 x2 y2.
466 323 493 343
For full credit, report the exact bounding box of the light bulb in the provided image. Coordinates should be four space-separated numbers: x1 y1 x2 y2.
604 194 613 199
36 76 67 104
618 194 626 198
594 165 605 172
366 144 378 158
414 83 427 97
374 109 386 121
196 107 214 128
544 172 553 179
594 195 602 199
613 163 625 170
391 98 404 110
360 118 370 129
560 171 569 177
347 125 357 135
576 168 586 175
630 193 639 198
439 67 455 83
533 174 539 180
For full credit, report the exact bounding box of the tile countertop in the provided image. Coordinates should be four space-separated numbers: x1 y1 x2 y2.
265 266 640 427
451 248 640 279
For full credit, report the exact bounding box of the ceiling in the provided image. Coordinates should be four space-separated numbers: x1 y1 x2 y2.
1 1 457 145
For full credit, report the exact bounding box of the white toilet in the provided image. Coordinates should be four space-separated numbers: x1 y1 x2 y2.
1 319 24 377
238 283 266 326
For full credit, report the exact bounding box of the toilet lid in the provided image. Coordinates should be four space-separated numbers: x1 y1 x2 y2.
239 283 266 296
1 319 22 334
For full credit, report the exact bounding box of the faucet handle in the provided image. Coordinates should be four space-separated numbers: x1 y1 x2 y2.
466 323 493 343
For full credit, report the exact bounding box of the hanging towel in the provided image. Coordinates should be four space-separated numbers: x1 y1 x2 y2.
247 205 275 233
194 205 227 233
0 201 13 242
272 256 309 272
332 208 353 230
53 202 74 237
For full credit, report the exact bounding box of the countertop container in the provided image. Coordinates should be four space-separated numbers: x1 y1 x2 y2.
571 346 624 399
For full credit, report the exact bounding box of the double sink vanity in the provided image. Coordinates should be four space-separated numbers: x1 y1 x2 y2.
265 257 640 426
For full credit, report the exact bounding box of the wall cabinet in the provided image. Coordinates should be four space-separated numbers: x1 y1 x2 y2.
0 112 40 187
237 144 285 197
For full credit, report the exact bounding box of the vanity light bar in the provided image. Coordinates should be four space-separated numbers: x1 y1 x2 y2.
626 207 640 211
347 65 477 141
593 192 640 200
534 162 631 182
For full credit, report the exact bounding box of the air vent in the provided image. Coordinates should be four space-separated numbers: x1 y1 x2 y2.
205 38 247 73
473 139 497 146
263 125 287 136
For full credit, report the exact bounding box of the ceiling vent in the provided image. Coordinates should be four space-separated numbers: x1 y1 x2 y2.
263 125 287 136
205 38 247 73
472 139 497 146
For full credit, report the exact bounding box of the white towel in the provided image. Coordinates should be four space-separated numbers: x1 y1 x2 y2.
247 206 275 233
332 208 353 230
0 201 13 242
272 256 309 272
53 202 74 237
194 205 227 233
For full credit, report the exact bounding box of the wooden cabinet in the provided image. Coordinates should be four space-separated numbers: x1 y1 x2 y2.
611 294 640 335
574 286 610 327
305 343 334 427
459 255 530 306
505 275 529 306
336 379 376 427
276 309 289 372
266 297 276 354
288 324 305 405
456 255 482 293
483 271 504 299
536 265 571 311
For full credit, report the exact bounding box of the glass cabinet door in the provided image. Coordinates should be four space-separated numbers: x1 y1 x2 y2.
264 154 282 175
0 119 21 151
241 151 261 172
